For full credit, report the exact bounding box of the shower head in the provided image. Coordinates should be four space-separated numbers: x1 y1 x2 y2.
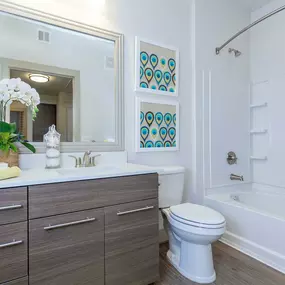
229 48 242 57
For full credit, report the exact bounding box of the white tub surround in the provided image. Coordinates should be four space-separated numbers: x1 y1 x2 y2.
205 188 285 274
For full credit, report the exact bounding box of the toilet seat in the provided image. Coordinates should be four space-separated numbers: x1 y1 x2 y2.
170 203 226 229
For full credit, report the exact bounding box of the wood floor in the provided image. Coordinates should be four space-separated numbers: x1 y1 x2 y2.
156 242 285 285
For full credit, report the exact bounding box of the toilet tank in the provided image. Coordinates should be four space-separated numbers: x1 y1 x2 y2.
157 166 185 208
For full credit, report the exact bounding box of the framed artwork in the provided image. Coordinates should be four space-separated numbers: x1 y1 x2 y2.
135 37 179 97
135 97 179 152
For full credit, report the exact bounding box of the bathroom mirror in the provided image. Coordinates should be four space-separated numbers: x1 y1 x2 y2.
0 3 124 152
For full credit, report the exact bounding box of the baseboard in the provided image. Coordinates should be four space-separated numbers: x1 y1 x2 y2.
220 231 285 274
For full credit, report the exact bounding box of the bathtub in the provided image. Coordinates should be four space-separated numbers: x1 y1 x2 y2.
205 190 285 273
230 192 285 220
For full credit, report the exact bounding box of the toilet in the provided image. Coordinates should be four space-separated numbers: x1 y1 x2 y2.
158 166 226 284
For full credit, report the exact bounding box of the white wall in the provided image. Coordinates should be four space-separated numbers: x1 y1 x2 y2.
194 0 251 201
2 0 193 200
251 0 285 187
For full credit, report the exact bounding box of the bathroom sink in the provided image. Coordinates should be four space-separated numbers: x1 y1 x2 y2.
57 166 121 177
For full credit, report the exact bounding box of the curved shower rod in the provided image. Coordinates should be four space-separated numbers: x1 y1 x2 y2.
216 5 285 55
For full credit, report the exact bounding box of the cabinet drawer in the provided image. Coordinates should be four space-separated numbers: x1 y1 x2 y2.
105 198 159 285
29 208 104 285
29 174 158 218
0 222 28 284
0 187 27 225
3 277 28 285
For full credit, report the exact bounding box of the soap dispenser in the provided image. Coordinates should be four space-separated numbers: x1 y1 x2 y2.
44 125 61 169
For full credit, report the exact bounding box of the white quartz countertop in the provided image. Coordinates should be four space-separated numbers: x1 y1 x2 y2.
0 163 161 189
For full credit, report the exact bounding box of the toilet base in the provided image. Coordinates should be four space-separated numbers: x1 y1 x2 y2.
167 248 216 284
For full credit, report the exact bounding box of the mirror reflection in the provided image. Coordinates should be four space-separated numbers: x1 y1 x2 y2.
0 11 116 143
9 69 73 142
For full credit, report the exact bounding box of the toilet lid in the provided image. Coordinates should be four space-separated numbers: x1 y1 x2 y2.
170 203 225 226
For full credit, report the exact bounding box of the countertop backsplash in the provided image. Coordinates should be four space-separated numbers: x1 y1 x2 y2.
19 151 128 170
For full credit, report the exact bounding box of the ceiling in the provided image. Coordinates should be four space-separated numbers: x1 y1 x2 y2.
245 0 275 11
10 69 73 95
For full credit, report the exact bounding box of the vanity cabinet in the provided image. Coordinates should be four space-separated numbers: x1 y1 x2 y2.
0 187 28 285
105 198 159 285
3 277 28 285
0 174 159 285
0 187 27 225
29 208 104 285
0 222 28 284
29 174 158 219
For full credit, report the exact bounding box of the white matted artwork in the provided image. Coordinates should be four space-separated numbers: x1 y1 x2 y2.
135 97 179 152
135 37 179 97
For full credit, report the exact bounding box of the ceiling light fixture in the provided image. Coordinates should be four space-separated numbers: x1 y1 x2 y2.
29 74 50 83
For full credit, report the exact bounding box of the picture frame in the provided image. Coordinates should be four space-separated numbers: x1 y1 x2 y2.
135 97 179 152
135 37 179 97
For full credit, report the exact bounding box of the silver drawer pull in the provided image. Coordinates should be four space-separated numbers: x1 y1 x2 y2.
0 239 23 249
44 217 96 231
117 206 155 216
0 204 23 211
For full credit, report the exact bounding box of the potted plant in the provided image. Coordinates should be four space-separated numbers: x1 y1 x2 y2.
0 78 40 166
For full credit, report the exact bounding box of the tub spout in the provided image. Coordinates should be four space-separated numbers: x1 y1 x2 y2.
230 174 244 181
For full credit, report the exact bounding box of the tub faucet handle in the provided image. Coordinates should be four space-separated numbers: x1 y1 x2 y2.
230 174 244 181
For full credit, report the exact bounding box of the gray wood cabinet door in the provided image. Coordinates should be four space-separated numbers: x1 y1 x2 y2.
105 198 159 285
0 187 27 225
29 174 158 219
0 222 28 284
29 209 104 285
2 277 28 285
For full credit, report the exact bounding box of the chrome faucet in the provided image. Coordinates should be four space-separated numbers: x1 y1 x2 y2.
230 174 244 181
83 151 92 167
69 151 101 168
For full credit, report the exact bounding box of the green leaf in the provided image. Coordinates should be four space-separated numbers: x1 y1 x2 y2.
9 143 18 153
0 119 36 154
0 132 10 143
8 134 18 143
21 141 36 153
0 121 12 133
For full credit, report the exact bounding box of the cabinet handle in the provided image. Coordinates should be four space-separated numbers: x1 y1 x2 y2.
117 206 155 216
0 239 23 249
44 217 96 231
0 204 23 211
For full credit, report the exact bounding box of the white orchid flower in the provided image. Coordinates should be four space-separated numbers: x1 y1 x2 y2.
0 83 8 94
0 78 40 120
11 91 22 99
0 84 9 102
0 79 9 85
19 81 32 93
26 88 40 104
31 89 40 105
7 78 21 91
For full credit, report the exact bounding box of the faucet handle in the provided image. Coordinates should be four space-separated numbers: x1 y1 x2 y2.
90 154 101 167
69 155 81 168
